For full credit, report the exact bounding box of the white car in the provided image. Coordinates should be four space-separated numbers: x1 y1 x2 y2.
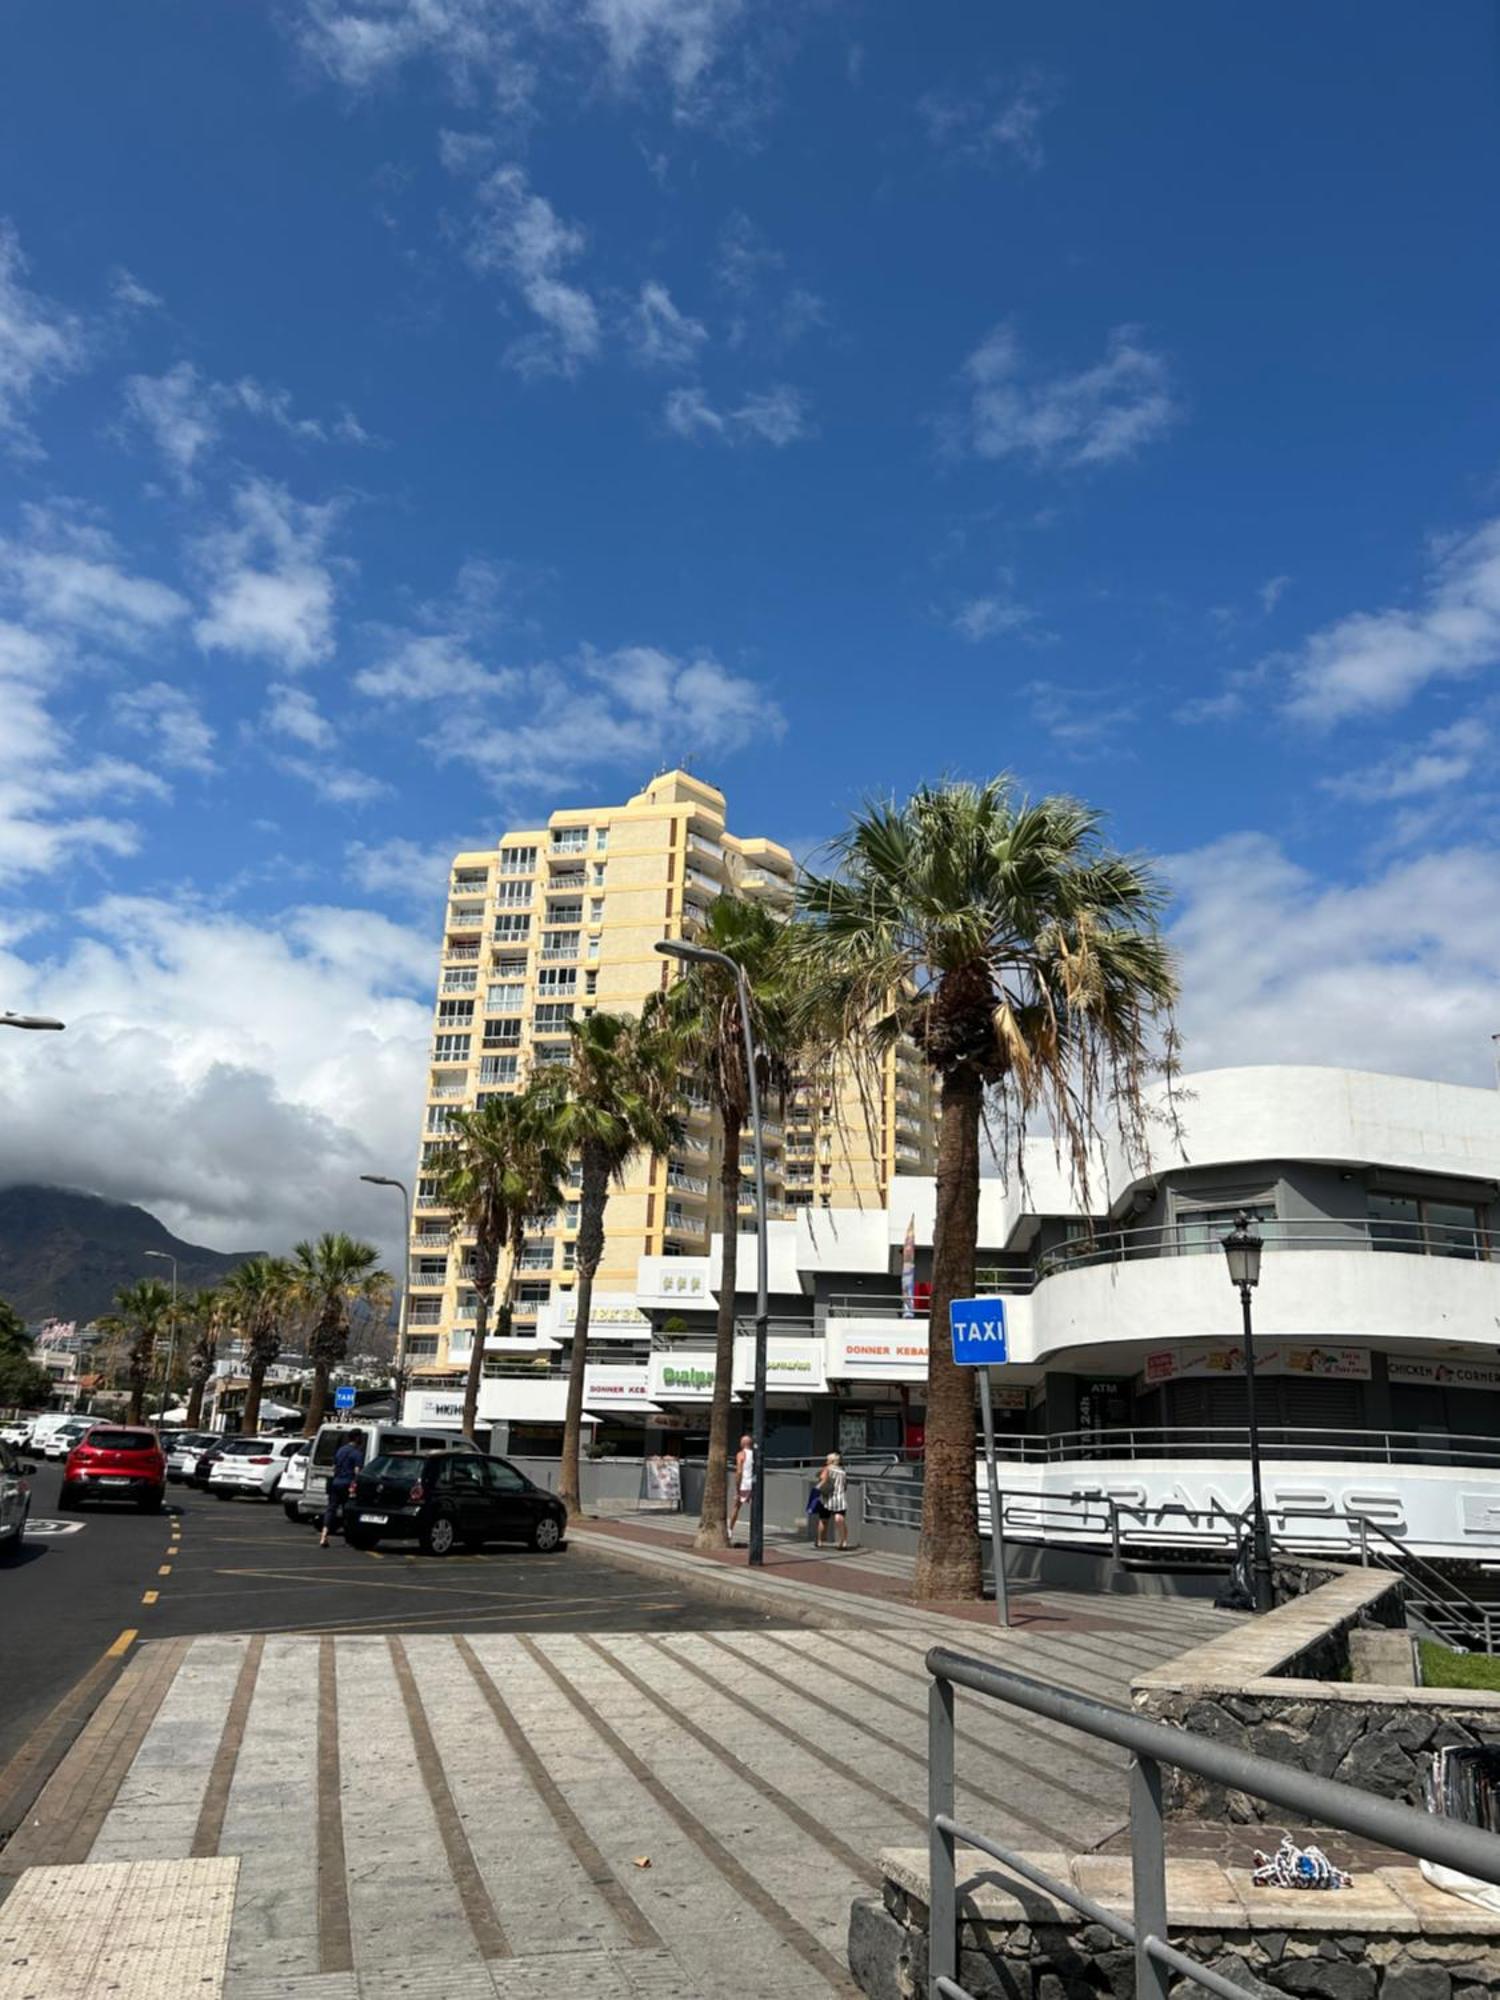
1 1437 36 1559
0 1420 34 1448
208 1435 306 1501
280 1444 310 1521
165 1431 218 1482
42 1418 93 1461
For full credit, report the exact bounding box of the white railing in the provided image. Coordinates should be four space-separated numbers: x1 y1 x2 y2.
540 944 579 961
667 1170 708 1195
665 1210 706 1235
685 867 721 893
444 944 481 962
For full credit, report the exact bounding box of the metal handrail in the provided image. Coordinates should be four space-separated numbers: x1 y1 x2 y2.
1355 1514 1498 1653
926 1645 1500 2000
963 1424 1500 1469
1035 1213 1497 1281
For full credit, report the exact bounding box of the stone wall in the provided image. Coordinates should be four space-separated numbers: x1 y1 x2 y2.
853 1849 1500 2000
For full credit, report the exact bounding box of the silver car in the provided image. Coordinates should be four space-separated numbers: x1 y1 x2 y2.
0 1438 37 1560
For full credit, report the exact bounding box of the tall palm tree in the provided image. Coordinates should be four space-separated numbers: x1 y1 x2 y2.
546 1010 684 1520
226 1259 295 1435
438 1078 566 1440
659 896 803 1552
291 1235 391 1436
794 779 1177 1600
182 1288 225 1430
115 1278 176 1425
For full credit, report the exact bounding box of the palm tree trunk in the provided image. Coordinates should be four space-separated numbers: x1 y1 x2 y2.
304 1360 329 1437
559 1149 608 1520
915 1065 985 1601
695 1106 741 1552
242 1356 266 1437
127 1335 151 1425
127 1374 144 1426
185 1356 209 1430
461 1290 490 1440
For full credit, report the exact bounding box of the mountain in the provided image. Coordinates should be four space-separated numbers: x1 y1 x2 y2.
0 1185 264 1325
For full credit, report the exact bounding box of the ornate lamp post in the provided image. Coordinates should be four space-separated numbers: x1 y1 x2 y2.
1221 1211 1274 1613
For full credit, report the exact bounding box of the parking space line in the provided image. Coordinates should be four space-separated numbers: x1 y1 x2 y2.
141 1590 158 1605
105 1629 138 1659
158 1564 172 1576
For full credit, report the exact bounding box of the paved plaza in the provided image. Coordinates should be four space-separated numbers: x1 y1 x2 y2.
0 1558 1235 2000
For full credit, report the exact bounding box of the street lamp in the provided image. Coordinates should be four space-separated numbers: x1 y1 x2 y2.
144 1250 178 1423
2 1012 64 1030
655 936 769 1567
1221 1212 1274 1614
361 1174 412 1421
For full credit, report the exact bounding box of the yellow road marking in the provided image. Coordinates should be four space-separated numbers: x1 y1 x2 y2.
106 1628 138 1657
141 1590 159 1605
158 1564 172 1576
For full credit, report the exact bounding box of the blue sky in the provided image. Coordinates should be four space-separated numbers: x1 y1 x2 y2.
1 0 1499 1253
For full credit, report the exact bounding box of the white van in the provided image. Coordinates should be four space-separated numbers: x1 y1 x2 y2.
293 1420 478 1523
26 1413 75 1454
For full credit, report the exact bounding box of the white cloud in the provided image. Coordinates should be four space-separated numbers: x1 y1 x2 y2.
354 631 513 701
0 219 90 455
417 641 782 793
0 511 188 649
919 74 1060 172
462 162 601 377
627 281 708 369
1026 678 1137 755
109 269 163 315
275 755 389 805
193 479 340 671
112 682 218 776
1281 518 1500 725
1323 717 1489 804
122 364 374 489
264 681 336 750
950 577 1035 642
587 0 743 106
956 322 1180 471
663 381 809 446
346 835 462 904
1170 833 1500 1088
0 893 433 1256
1259 574 1291 615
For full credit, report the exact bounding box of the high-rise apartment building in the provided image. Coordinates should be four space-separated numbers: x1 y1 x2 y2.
404 770 935 1415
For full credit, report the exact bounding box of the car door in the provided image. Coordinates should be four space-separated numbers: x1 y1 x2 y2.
481 1458 535 1544
0 1441 21 1540
441 1456 490 1541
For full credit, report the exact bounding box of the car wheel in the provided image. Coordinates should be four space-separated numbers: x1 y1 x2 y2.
0 1520 23 1562
213 1488 232 1500
137 1490 164 1514
531 1514 564 1553
420 1513 457 1558
344 1525 374 1550
282 1500 299 1521
58 1484 79 1511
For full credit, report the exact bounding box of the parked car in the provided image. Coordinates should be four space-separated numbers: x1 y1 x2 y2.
165 1431 218 1483
42 1418 93 1462
60 1427 166 1512
280 1442 310 1520
0 1437 37 1559
189 1441 230 1488
296 1420 478 1524
345 1451 567 1556
208 1435 305 1501
1 1419 35 1448
25 1413 75 1454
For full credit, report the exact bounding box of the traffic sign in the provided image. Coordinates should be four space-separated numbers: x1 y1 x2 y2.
949 1298 1008 1367
334 1385 356 1412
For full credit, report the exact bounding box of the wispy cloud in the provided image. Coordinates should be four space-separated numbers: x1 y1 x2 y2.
953 322 1181 471
264 681 337 750
1026 678 1138 756
113 681 218 776
1323 717 1489 803
460 161 601 378
0 509 189 648
663 382 810 446
0 219 91 456
1282 518 1500 725
122 362 374 490
948 572 1036 642
919 73 1061 172
193 479 341 672
626 281 708 369
1259 574 1291 615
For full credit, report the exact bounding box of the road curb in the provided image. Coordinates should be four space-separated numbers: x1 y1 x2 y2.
0 1632 135 1860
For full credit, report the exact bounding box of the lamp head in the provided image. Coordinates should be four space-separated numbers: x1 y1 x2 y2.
1221 1211 1264 1290
1 1012 64 1030
361 1174 396 1187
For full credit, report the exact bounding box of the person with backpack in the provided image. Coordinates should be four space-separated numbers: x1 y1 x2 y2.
815 1451 848 1551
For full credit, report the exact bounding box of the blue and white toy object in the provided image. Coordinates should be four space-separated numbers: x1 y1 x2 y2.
1250 1833 1352 1891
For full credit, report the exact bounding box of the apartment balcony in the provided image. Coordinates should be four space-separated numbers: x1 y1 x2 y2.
678 1133 711 1157
667 1168 709 1197
411 1231 450 1251
685 867 721 896
548 870 586 892
682 899 710 927
664 1208 706 1238
446 904 486 931
451 874 489 896
741 870 794 902
549 838 588 859
444 943 481 963
687 833 724 867
540 938 580 961
428 1078 468 1099
739 1155 784 1179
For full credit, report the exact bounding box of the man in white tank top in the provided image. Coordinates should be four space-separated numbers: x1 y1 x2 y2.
729 1433 755 1541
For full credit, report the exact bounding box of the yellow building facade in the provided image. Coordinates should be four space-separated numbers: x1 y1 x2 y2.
405 770 935 1384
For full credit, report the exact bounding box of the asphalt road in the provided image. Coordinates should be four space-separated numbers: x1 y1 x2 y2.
0 1459 786 1781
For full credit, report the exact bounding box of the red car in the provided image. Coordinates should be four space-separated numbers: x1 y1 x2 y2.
61 1426 167 1512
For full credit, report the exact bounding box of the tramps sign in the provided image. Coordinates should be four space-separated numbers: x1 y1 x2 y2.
949 1298 1008 1366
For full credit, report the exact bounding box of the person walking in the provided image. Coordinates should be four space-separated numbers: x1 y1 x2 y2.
728 1432 755 1544
815 1451 848 1550
320 1432 365 1547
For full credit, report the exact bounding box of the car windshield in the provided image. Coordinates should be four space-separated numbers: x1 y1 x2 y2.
364 1454 424 1481
313 1428 361 1467
220 1438 272 1456
81 1430 155 1452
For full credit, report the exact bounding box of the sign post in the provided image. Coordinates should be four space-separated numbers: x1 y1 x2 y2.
334 1384 355 1414
949 1298 1010 1629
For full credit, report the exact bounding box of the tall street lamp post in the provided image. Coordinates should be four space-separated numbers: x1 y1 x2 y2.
361 1174 412 1421
1221 1212 1274 1613
655 937 769 1567
144 1250 178 1423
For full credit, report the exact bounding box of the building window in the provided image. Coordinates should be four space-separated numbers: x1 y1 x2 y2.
493 915 530 941
1369 1191 1488 1260
587 936 600 961
500 847 537 875
437 999 474 1025
536 968 576 994
595 828 608 852
547 900 584 926
551 830 588 853
432 1033 470 1063
441 969 477 993
425 1106 457 1134
1173 1201 1276 1254
479 1056 519 1085
497 882 532 908
590 898 605 923
585 971 598 996
483 1020 522 1048
534 1003 575 1033
448 902 485 928
592 863 606 886
493 953 528 977
485 982 525 1013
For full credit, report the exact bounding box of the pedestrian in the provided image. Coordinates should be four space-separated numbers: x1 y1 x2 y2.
728 1432 755 1543
816 1451 848 1550
319 1432 365 1547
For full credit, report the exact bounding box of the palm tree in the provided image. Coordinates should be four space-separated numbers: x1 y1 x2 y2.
794 779 1177 1600
225 1259 295 1435
291 1235 391 1436
659 896 803 1552
546 1011 684 1520
182 1288 225 1430
438 1078 565 1440
115 1278 176 1425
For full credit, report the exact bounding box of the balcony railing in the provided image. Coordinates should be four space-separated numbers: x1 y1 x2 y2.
667 1169 709 1196
549 838 588 857
540 943 579 961
444 943 481 962
549 871 586 891
664 1209 706 1236
1033 1213 1499 1283
685 867 721 894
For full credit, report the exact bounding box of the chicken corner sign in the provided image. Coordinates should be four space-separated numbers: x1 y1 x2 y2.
949 1298 1008 1367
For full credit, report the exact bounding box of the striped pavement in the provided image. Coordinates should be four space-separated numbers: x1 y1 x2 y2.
2 1595 1236 1999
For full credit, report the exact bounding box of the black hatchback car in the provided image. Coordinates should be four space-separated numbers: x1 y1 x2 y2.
344 1451 567 1557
